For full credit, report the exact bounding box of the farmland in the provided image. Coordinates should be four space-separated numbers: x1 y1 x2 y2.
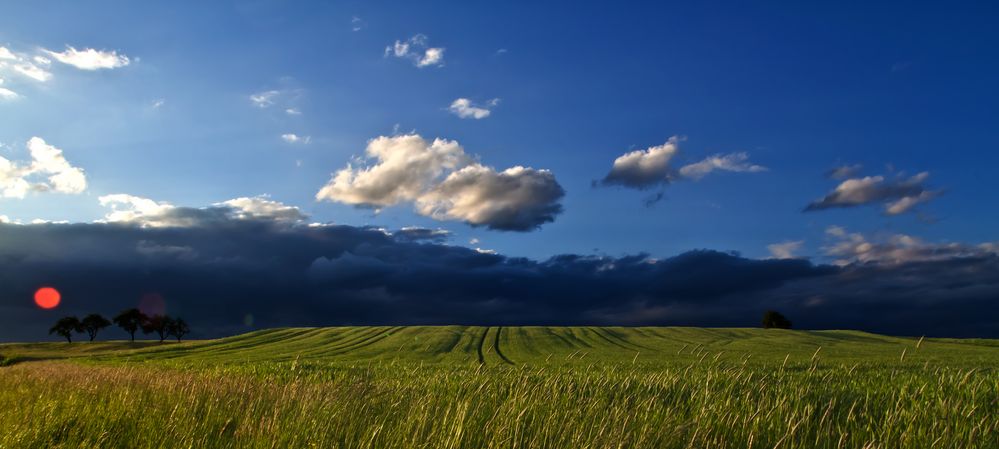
1 326 997 448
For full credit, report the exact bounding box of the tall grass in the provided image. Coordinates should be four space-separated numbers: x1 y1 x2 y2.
1 358 996 448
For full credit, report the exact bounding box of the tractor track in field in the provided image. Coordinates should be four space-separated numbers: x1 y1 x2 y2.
287 327 383 359
476 327 489 364
493 327 514 365
586 327 635 352
322 326 402 356
592 327 653 352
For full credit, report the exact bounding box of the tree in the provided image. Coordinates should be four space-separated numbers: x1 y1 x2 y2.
168 318 190 342
113 308 148 342
142 315 173 342
762 310 792 329
81 314 112 342
49 316 82 343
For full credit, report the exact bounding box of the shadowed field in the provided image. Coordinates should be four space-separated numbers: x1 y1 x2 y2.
1 327 997 448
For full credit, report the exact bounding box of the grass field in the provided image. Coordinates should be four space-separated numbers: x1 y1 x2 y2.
1 326 997 448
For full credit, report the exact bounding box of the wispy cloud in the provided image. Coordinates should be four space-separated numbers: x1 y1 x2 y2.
351 16 366 32
767 240 804 259
385 34 445 68
448 98 499 119
599 136 766 197
805 170 939 215
42 46 130 70
281 133 311 144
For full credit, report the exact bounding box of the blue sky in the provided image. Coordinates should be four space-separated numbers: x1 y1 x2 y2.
2 0 998 261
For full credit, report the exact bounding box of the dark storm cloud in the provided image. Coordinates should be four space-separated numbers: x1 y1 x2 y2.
1 218 996 341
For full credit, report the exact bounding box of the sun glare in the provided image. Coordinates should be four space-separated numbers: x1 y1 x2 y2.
34 287 61 309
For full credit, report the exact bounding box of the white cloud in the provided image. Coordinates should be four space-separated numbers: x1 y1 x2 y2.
152 99 165 108
12 62 51 82
827 164 862 180
385 35 445 68
100 194 307 227
99 194 176 225
806 171 938 215
0 47 15 60
0 85 17 101
217 196 308 222
250 90 280 108
285 108 301 115
281 133 311 144
351 16 366 32
27 137 87 194
316 134 565 231
415 164 564 231
317 134 470 207
418 47 445 67
43 46 130 70
823 226 997 266
600 137 681 189
448 98 499 119
0 137 87 198
767 240 804 259
678 152 767 180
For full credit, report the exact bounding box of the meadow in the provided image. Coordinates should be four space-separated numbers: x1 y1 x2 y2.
1 326 997 448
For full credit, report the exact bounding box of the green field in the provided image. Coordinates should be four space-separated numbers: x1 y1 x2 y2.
1 326 997 448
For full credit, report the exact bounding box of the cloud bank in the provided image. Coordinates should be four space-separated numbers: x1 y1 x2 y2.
1 209 996 341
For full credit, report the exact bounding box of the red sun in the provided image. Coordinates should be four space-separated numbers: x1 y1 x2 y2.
34 287 61 309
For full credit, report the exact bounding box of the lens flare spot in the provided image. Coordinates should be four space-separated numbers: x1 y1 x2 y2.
34 287 61 309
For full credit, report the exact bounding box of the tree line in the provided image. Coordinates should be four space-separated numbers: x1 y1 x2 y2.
48 308 190 343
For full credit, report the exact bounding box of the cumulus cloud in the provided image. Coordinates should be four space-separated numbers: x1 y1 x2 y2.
599 137 766 196
448 98 499 119
600 137 681 189
385 34 445 68
316 134 564 231
823 226 997 266
768 240 804 259
0 137 87 198
415 165 564 231
805 171 939 215
99 194 306 228
43 46 130 70
281 133 311 144
2 214 997 340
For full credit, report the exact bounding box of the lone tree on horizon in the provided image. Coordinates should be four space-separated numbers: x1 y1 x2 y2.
142 314 173 342
81 314 112 341
168 318 190 342
49 316 82 343
762 310 792 329
113 308 148 341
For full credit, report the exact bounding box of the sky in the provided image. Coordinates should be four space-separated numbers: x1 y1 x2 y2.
1 1 998 340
